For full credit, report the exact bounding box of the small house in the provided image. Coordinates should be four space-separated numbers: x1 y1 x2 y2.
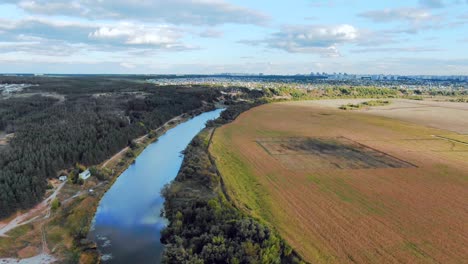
79 169 91 180
58 175 68 182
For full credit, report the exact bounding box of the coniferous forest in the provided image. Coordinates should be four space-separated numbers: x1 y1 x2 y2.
0 76 221 218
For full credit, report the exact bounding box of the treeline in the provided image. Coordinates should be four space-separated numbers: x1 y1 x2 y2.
261 85 401 100
339 100 391 110
0 77 221 218
161 100 303 264
449 97 468 103
323 86 400 98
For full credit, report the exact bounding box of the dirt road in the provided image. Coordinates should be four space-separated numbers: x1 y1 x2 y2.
0 182 65 237
100 114 184 168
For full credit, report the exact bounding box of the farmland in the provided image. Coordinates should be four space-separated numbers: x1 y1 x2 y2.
315 99 468 133
210 99 468 263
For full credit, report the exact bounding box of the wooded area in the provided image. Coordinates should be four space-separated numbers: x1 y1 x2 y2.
0 76 220 218
161 100 303 264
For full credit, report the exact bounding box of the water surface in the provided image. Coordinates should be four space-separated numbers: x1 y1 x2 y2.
89 109 223 263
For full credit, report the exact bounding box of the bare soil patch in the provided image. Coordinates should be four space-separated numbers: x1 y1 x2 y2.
17 246 39 259
257 137 415 170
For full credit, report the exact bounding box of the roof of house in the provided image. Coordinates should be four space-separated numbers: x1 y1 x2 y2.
79 169 91 180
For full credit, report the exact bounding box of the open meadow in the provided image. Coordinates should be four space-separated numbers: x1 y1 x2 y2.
210 99 468 263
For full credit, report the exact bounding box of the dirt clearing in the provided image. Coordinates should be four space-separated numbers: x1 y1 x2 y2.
257 137 415 170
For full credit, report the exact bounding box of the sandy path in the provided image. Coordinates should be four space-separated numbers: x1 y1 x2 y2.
100 114 184 168
0 182 65 237
100 146 129 168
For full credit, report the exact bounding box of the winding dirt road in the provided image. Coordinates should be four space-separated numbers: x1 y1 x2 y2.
0 182 65 237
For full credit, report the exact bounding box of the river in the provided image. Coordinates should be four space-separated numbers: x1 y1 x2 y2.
88 109 224 263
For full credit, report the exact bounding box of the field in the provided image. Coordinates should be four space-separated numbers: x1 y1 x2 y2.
315 99 468 133
210 99 468 263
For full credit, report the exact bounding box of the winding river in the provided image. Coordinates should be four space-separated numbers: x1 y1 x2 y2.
88 109 224 263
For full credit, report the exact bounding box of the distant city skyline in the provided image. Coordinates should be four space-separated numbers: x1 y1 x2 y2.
0 0 467 75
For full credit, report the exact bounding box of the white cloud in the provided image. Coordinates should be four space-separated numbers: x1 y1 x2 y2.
359 8 434 23
89 24 183 47
17 0 85 15
0 18 194 52
6 0 269 26
241 24 359 56
358 7 455 34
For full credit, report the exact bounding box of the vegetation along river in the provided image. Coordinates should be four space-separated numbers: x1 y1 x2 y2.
88 109 224 263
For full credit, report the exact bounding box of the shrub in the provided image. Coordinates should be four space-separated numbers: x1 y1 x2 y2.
125 150 135 158
89 166 106 181
51 198 61 211
129 140 139 150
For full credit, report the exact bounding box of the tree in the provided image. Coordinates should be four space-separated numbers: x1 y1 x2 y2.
129 140 139 150
51 198 61 211
125 150 135 158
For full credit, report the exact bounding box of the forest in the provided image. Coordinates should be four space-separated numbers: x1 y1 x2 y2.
0 76 221 218
0 76 427 219
161 100 303 264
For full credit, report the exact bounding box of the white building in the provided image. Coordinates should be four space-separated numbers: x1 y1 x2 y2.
79 169 91 180
58 175 67 182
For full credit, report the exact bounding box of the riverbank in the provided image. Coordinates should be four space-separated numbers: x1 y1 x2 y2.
66 104 219 263
160 100 305 263
0 104 216 263
88 108 224 263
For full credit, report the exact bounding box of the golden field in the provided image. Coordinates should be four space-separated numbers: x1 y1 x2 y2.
210 100 468 263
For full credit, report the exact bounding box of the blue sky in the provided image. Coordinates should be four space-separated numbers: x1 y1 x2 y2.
0 0 467 75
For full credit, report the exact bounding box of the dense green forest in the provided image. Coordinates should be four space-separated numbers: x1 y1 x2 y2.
161 100 303 264
0 76 221 218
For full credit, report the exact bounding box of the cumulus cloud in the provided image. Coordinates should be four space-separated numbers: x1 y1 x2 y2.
88 24 190 49
358 7 452 34
240 24 359 56
0 18 194 51
0 18 94 44
5 0 269 26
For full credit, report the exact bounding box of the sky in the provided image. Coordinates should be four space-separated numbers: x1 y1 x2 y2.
0 0 467 75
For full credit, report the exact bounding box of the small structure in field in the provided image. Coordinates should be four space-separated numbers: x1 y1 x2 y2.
79 169 91 180
58 175 68 182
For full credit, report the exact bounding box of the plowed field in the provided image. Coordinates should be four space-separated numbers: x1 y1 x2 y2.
210 101 468 263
